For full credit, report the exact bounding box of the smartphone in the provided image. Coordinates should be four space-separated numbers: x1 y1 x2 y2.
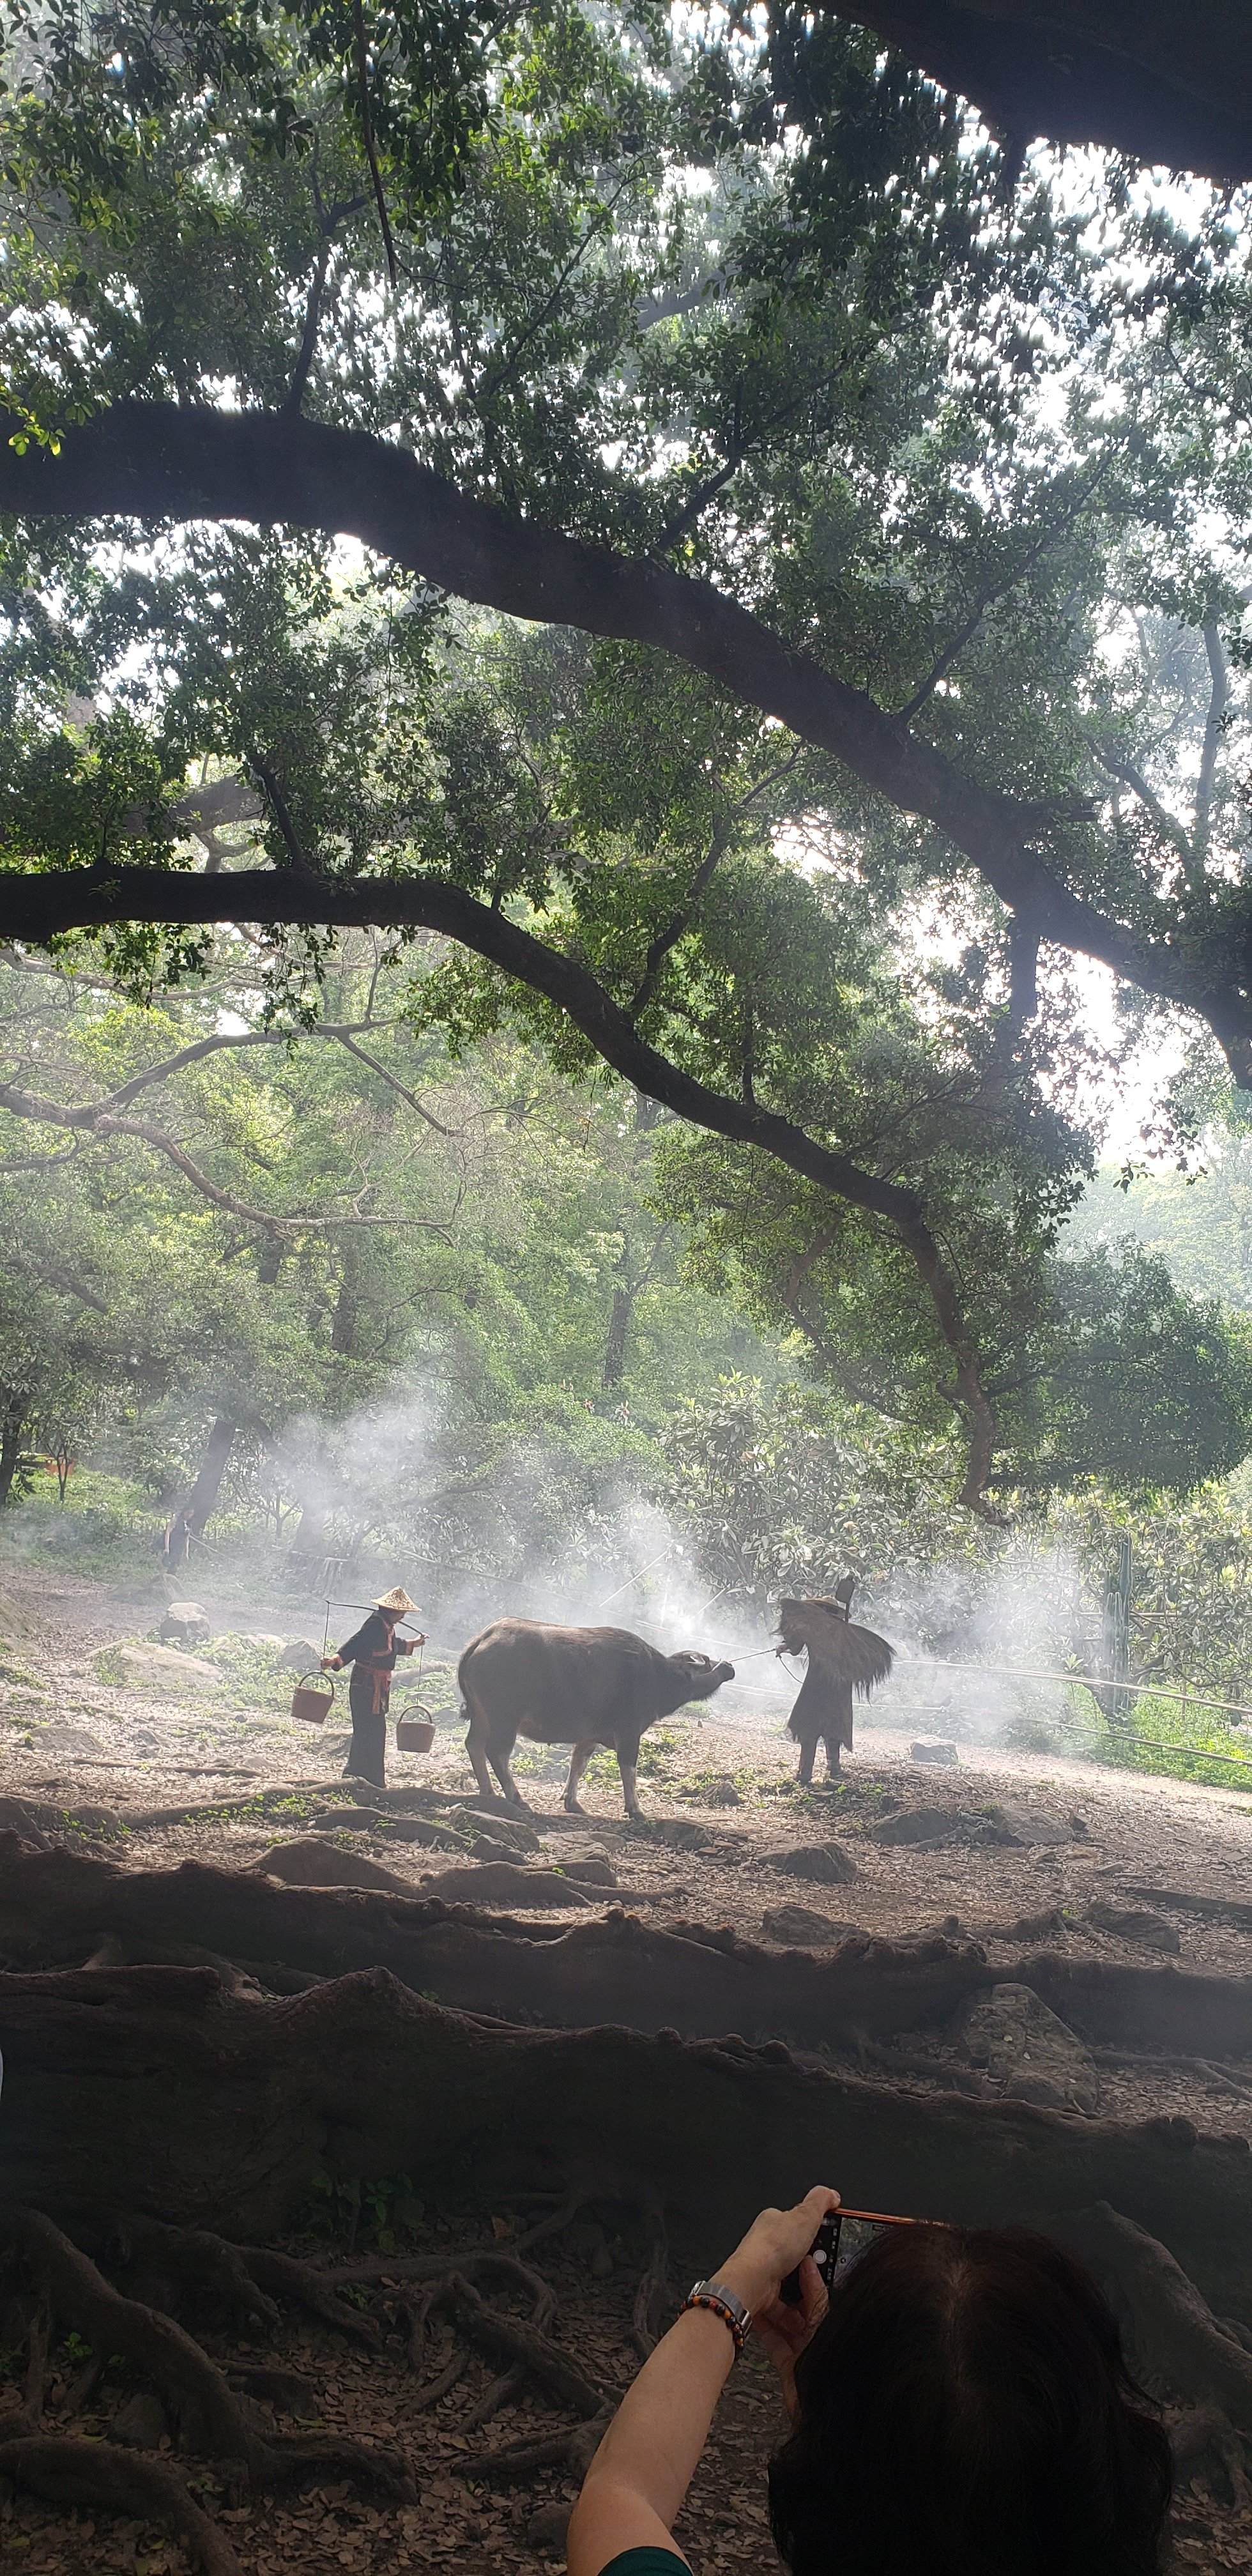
779 2206 931 2304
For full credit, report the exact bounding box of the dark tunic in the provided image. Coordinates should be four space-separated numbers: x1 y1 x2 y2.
335 1611 417 1786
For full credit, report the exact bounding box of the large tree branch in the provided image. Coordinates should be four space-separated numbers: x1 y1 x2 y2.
1 405 1245 1075
1194 621 1230 861
0 857 1002 1508
49 1018 454 1133
0 1078 455 1239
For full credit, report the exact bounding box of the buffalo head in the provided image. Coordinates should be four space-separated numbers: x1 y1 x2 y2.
665 1649 735 1703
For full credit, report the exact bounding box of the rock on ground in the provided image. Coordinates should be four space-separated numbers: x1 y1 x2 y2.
761 1841 857 1884
988 1800 1074 1847
105 1643 221 1694
869 1807 952 1846
1086 1901 1181 1952
910 1742 959 1765
158 1601 211 1645
279 1638 323 1670
950 1980 1101 2115
761 1903 855 1947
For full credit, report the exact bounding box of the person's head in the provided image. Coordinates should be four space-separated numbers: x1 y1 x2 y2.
768 2223 1171 2576
374 1586 418 1631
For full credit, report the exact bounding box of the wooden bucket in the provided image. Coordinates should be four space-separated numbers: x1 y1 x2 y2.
395 1712 436 1753
291 1672 335 1726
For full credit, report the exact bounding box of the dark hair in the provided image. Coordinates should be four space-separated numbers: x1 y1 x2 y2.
768 2224 1171 2576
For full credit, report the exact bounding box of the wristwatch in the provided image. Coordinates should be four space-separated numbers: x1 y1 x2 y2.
680 2276 751 2354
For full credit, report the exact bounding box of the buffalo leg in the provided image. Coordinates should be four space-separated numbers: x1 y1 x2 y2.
617 1738 644 1820
464 1709 504 1807
795 1735 816 1788
485 1728 530 1811
563 1741 597 1814
821 1732 842 1781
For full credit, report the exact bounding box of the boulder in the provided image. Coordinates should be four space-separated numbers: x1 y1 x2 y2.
984 1800 1073 1848
761 1841 857 1884
280 1639 323 1671
869 1806 952 1846
761 1902 855 1947
105 1644 220 1695
1085 1902 1181 1954
254 1838 414 1894
447 1806 542 1853
560 1856 618 1886
29 1720 101 1756
910 1740 958 1765
950 1981 1100 2115
702 1774 743 1806
159 1601 211 1646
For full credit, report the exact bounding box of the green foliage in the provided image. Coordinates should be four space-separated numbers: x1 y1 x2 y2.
1 0 1252 1507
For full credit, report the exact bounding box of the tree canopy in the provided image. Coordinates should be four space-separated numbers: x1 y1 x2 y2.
3 1 1252 1508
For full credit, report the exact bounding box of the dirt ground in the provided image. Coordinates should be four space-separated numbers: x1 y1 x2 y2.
0 1565 1249 2573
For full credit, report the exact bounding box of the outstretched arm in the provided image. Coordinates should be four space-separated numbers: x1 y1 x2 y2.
566 2185 837 2576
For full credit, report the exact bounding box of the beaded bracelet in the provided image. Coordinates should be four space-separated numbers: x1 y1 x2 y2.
679 2283 749 2355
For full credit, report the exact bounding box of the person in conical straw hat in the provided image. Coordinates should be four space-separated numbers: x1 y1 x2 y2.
322 1586 425 1788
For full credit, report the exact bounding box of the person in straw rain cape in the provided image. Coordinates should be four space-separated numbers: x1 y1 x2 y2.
775 1586 894 1784
322 1586 426 1788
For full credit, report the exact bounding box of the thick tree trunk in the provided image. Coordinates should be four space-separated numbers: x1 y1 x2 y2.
1 1960 1249 2320
330 1239 362 1357
0 1388 29 1509
602 1285 632 1389
186 1413 238 1537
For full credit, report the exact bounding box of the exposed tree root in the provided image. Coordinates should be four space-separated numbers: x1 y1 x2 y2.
226 2364 321 2415
0 2435 242 2576
460 2360 526 2429
225 2242 381 2344
1055 2204 1252 2434
851 2034 989 2096
3 2208 415 2513
114 2216 281 2333
446 2272 608 2416
8 1843 1252 2069
630 2212 669 2361
475 2403 613 2483
3 1956 1252 2326
8 2207 270 2469
1167 2402 1251 2506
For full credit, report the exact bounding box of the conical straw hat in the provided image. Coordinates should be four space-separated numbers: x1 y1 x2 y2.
374 1586 420 1614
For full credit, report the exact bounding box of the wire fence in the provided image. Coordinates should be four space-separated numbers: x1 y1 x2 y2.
910 1656 1252 1776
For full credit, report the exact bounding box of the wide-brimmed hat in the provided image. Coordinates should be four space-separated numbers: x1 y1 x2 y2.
374 1586 420 1615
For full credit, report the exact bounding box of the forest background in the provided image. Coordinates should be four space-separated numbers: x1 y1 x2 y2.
6 2 1252 1784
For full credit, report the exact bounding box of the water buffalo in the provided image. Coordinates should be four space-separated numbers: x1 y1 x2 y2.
457 1618 735 1817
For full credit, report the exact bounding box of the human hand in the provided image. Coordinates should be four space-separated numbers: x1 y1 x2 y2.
714 2186 839 2418
321 1657 342 1671
713 2184 839 2318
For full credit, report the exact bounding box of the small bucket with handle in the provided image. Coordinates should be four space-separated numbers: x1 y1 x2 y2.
395 1706 436 1754
291 1669 335 1726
